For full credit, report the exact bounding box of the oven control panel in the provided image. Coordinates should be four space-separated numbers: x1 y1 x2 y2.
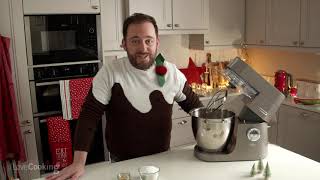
31 63 99 81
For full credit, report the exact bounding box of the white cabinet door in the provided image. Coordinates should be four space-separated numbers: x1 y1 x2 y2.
101 0 126 51
128 0 172 30
300 0 320 47
278 105 320 162
128 0 209 32
205 0 245 46
170 117 195 148
23 0 100 14
19 125 40 180
266 0 300 46
172 0 209 30
245 0 266 45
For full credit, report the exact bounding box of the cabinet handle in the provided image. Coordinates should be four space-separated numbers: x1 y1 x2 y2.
300 41 305 46
167 24 172 27
91 5 99 9
178 120 188 125
24 130 32 134
205 40 210 44
293 41 298 45
259 40 264 44
174 24 180 28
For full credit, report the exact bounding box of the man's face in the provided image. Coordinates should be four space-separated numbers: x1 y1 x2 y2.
122 22 159 70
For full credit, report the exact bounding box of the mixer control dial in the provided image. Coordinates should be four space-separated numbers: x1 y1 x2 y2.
247 128 261 142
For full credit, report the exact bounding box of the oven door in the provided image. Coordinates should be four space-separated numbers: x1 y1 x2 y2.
30 81 62 117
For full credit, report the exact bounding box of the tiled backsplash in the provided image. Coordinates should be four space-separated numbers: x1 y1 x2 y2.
260 74 320 99
247 48 320 83
158 35 242 68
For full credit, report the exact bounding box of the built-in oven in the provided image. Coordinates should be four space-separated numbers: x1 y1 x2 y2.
29 63 99 116
24 14 108 174
29 63 107 174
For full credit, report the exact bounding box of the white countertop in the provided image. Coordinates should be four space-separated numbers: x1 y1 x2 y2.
38 144 320 180
282 97 320 114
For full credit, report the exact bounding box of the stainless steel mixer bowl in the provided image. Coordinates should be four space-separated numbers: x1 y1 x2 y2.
190 108 234 152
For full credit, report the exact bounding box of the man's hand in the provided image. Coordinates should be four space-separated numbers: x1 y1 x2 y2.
46 151 88 180
46 162 85 180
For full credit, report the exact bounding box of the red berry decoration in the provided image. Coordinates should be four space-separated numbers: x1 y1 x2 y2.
155 65 167 76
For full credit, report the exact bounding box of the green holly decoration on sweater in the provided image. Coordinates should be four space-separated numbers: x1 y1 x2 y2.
155 53 167 87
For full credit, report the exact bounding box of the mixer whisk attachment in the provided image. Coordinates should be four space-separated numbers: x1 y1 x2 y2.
205 88 228 114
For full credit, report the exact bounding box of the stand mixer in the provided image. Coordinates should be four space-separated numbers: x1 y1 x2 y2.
190 57 285 161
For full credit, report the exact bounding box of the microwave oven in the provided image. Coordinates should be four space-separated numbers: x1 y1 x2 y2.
24 14 100 66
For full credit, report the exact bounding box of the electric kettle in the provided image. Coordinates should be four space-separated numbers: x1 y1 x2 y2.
274 70 293 96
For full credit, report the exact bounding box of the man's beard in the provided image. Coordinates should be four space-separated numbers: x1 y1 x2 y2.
127 51 157 70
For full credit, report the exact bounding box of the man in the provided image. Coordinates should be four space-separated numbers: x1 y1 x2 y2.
47 13 202 180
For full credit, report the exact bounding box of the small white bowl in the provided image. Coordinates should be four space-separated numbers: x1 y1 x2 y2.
138 166 160 180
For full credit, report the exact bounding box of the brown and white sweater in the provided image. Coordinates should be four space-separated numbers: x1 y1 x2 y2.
74 57 202 161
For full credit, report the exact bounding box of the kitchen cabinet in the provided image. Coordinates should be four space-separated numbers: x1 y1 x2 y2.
246 0 300 46
170 103 194 148
6 0 42 179
245 0 266 45
101 0 126 52
277 104 320 162
23 0 100 14
128 0 209 34
204 0 245 46
266 0 301 47
170 98 209 148
170 117 195 148
172 0 209 30
128 0 171 30
246 0 320 48
19 125 41 180
300 0 320 47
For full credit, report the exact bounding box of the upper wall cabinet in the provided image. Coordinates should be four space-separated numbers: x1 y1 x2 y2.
205 0 245 46
101 0 126 52
172 0 209 30
128 0 209 34
23 0 100 14
266 0 300 46
245 0 266 45
300 0 320 47
246 0 320 48
129 0 172 30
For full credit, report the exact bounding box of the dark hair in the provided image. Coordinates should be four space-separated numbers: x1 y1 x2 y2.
122 13 159 39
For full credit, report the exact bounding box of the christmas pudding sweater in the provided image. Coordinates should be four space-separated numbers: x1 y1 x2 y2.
74 56 202 161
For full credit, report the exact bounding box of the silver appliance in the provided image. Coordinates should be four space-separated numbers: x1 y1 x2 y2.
192 57 285 161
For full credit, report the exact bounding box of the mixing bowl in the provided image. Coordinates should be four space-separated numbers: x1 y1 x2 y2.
190 108 234 152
